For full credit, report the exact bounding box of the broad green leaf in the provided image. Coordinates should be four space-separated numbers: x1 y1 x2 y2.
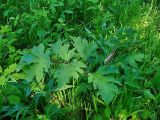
51 40 75 61
123 68 143 89
21 53 36 65
72 36 97 60
125 52 144 66
55 59 86 87
89 72 119 103
7 95 20 104
20 44 51 82
123 68 139 89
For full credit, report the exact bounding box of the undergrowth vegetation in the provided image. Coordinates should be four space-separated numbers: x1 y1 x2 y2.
0 0 160 120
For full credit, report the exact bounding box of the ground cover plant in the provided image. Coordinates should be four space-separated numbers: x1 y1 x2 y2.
0 0 160 120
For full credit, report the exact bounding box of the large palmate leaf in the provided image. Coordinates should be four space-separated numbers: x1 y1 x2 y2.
51 40 75 61
88 72 119 103
20 44 51 82
123 68 143 89
55 59 86 87
72 36 97 60
125 52 144 66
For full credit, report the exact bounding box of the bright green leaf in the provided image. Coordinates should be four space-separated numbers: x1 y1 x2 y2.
72 36 97 60
20 44 51 82
55 60 86 87
51 40 75 61
89 72 119 103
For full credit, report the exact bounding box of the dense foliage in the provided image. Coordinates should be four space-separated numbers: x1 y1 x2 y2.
0 0 160 119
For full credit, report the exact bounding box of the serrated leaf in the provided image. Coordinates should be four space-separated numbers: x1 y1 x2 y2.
125 52 144 66
123 68 143 89
55 60 86 87
21 52 36 65
72 36 97 60
20 44 51 82
88 72 119 103
51 40 75 61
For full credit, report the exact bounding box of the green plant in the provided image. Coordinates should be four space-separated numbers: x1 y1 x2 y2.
0 0 160 120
